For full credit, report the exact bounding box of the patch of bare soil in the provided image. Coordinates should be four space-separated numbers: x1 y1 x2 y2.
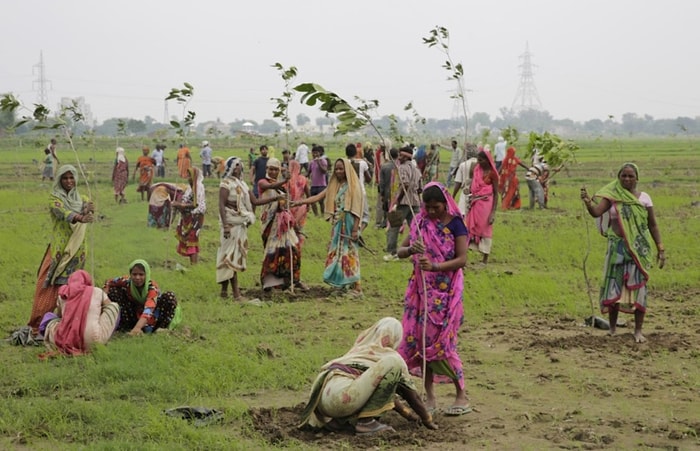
246 288 700 449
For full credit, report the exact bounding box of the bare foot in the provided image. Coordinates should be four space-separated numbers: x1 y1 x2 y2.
634 331 647 343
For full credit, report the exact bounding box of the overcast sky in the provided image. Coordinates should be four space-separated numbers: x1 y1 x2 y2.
3 0 698 125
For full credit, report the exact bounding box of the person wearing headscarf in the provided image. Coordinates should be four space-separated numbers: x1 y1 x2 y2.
147 182 188 228
104 259 180 336
28 165 95 334
299 317 437 435
174 167 206 264
257 157 306 291
176 144 192 179
287 160 311 247
133 146 155 201
498 146 526 210
396 182 471 417
293 158 364 295
217 157 257 300
42 270 120 355
580 163 665 343
112 147 129 204
466 149 499 265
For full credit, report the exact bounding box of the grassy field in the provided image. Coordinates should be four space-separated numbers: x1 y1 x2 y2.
0 136 698 449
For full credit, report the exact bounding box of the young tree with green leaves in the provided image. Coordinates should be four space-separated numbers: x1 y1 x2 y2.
165 83 195 143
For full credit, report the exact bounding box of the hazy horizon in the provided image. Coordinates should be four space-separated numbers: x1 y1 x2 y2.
3 1 698 125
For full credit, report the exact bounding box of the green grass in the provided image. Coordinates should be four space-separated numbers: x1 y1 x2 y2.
0 136 698 449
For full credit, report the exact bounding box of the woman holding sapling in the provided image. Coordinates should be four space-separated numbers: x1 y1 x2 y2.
580 163 665 343
396 182 471 416
28 165 95 334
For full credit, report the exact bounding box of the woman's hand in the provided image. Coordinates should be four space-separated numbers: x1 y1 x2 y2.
409 240 425 256
128 328 143 337
223 226 231 239
77 212 94 223
351 229 359 241
418 256 433 271
488 212 495 224
421 414 438 430
84 201 95 214
580 187 591 204
657 249 666 269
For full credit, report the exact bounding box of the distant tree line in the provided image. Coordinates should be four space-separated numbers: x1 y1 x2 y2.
1 106 698 138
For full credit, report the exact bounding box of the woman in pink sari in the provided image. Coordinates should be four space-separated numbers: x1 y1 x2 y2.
396 182 471 416
466 150 498 264
287 160 311 247
42 270 120 355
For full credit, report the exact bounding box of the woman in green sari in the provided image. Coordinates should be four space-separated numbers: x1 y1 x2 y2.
580 163 665 343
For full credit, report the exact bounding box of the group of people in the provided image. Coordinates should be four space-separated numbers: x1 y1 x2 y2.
25 164 181 356
297 160 666 435
22 142 666 436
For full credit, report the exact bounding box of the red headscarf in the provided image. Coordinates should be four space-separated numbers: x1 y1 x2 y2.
54 270 94 355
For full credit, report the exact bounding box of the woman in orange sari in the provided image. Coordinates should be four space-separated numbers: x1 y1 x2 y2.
133 146 155 201
176 144 192 179
498 146 525 210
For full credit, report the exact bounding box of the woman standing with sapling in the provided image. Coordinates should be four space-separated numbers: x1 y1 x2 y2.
29 165 95 334
397 182 471 416
580 163 665 343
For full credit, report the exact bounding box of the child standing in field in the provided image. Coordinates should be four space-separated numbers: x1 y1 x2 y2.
41 148 54 182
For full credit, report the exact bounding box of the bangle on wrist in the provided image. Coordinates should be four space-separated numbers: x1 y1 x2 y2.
431 262 437 271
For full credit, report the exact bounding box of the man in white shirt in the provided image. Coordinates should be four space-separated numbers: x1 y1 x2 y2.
152 144 165 178
200 141 213 177
452 145 479 214
494 136 506 171
295 141 310 173
443 139 463 188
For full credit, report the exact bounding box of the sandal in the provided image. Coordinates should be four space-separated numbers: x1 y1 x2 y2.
443 405 472 416
355 419 395 436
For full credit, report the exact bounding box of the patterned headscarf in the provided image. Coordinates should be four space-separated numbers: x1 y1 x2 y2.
223 157 243 179
128 259 152 304
52 165 84 213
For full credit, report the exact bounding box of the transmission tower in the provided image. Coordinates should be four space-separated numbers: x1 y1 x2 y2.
32 51 51 105
511 42 542 112
163 100 169 124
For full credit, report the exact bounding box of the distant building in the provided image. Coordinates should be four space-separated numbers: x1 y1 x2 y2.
59 96 95 127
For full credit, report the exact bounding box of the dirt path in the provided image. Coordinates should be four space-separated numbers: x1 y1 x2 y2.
247 289 700 449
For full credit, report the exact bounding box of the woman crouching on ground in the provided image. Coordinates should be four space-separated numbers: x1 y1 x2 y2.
104 259 181 336
299 317 437 435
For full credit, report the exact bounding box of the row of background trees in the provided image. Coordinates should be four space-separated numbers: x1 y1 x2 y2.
1 105 698 139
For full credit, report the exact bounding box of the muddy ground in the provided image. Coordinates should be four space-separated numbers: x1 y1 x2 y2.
244 288 700 450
